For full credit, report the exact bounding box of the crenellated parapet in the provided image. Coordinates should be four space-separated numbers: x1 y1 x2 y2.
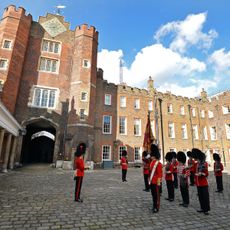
118 84 149 96
2 5 32 21
75 24 98 42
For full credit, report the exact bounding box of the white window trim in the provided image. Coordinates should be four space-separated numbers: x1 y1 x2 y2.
180 106 185 115
167 104 173 113
210 126 217 141
181 124 188 139
102 145 111 161
134 99 140 110
41 38 62 55
119 117 127 135
80 91 88 102
134 147 142 162
193 125 199 140
2 39 13 50
208 110 214 118
0 58 8 70
225 124 230 139
120 96 126 108
118 146 127 160
38 56 60 74
201 110 205 118
102 115 112 134
79 109 86 121
104 94 111 105
82 59 91 68
203 126 208 140
134 118 141 136
168 122 175 138
148 100 153 111
192 108 196 117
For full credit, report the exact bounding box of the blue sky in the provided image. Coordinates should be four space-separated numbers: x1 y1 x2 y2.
1 0 230 97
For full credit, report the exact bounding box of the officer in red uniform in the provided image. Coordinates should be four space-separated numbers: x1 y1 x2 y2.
192 148 210 215
149 144 163 213
213 153 224 193
187 151 195 186
142 151 150 191
165 152 174 202
172 151 178 189
74 143 86 202
120 150 128 182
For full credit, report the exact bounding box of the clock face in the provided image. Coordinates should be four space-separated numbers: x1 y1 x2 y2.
41 17 67 37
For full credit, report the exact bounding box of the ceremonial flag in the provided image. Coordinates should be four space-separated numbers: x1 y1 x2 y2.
143 113 155 153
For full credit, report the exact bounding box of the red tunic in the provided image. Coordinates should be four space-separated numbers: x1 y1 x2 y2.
165 162 174 181
214 162 223 177
120 157 128 170
172 159 178 173
143 157 150 175
187 158 195 173
74 157 85 177
195 161 209 187
149 160 163 185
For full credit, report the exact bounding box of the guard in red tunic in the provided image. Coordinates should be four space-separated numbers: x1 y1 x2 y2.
172 151 178 189
165 152 174 202
149 144 162 213
213 153 224 193
142 151 150 192
120 150 128 182
193 148 210 215
74 143 86 202
187 151 195 186
177 151 190 207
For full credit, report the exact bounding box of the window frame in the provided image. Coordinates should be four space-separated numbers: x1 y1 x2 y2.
2 39 12 50
104 94 111 105
102 115 112 134
168 122 175 138
102 145 111 161
119 116 127 135
134 147 142 162
119 146 127 160
134 118 141 136
120 96 126 108
41 39 61 54
80 92 88 101
134 98 140 110
0 59 8 70
38 56 59 74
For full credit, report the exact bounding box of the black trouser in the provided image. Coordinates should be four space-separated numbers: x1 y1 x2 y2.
75 176 83 201
150 184 160 210
190 172 195 185
166 180 174 200
216 176 223 191
122 169 127 181
144 174 150 190
180 185 189 205
197 186 210 212
173 172 178 188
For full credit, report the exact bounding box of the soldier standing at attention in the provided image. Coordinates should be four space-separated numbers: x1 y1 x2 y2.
149 144 162 213
187 151 195 186
172 151 178 189
120 150 128 182
213 153 224 193
142 151 150 191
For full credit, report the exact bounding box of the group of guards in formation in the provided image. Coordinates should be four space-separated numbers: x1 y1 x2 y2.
73 143 224 216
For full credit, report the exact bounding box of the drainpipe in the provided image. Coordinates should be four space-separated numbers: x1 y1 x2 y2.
158 98 165 164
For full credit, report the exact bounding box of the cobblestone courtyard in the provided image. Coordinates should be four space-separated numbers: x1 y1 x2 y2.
0 165 230 230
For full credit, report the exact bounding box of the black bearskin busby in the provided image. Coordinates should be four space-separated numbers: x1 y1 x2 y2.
177 151 186 164
150 144 160 160
75 143 86 157
165 151 173 162
192 148 206 161
213 153 220 161
187 151 192 158
122 150 127 157
142 151 148 158
171 151 177 159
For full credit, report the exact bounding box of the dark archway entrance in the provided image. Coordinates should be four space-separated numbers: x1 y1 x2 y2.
21 120 56 164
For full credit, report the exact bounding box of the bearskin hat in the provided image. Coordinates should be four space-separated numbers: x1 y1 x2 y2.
192 148 206 161
75 143 86 157
213 153 220 161
142 151 148 158
165 151 173 161
122 150 127 156
177 151 186 164
171 151 177 159
150 144 161 160
187 151 192 157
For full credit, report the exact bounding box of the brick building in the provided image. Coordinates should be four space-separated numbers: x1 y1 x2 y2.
0 5 229 171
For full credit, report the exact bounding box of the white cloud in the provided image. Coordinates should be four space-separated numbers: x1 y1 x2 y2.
154 12 218 53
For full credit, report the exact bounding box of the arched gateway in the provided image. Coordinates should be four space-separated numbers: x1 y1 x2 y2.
20 118 59 164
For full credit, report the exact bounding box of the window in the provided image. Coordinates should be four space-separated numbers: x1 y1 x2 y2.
102 145 111 160
0 59 8 70
103 115 112 134
80 109 85 120
83 59 90 68
170 148 176 152
208 110 214 118
192 108 196 117
81 92 87 101
119 146 127 159
167 104 173 113
2 40 12 49
210 126 217 140
134 99 140 109
180 106 185 115
203 126 208 140
192 125 199 140
134 119 141 136
148 100 153 111
134 147 141 161
39 57 59 73
104 94 111 105
119 117 127 135
222 105 230 115
201 110 205 118
225 124 230 139
0 79 4 91
151 120 155 137
42 40 60 54
120 96 126 108
32 87 57 108
168 122 175 138
181 124 188 139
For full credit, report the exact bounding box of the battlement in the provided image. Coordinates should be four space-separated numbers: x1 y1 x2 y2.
3 5 32 21
75 24 98 41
